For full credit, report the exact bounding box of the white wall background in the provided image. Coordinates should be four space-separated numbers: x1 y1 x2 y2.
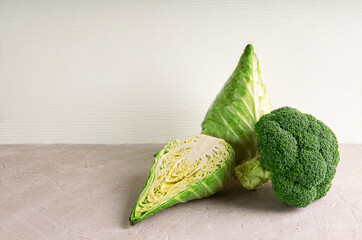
0 0 361 144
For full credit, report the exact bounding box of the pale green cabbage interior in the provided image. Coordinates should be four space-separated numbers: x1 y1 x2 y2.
133 134 231 218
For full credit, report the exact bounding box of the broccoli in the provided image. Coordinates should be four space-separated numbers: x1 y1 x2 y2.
237 107 340 207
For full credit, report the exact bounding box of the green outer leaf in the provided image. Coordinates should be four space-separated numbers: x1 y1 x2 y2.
201 44 272 166
129 135 234 225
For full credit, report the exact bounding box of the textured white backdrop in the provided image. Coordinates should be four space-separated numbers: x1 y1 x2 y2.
0 0 361 144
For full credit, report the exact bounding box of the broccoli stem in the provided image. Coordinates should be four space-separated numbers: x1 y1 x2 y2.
235 156 270 190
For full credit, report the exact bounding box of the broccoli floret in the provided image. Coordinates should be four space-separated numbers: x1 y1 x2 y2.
254 107 339 207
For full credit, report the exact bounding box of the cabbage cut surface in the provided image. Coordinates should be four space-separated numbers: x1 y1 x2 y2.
129 134 234 225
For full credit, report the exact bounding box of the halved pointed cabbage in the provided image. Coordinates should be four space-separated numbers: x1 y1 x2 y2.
129 134 234 225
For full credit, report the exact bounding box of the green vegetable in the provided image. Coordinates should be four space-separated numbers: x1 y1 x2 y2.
129 134 234 225
201 44 339 207
201 44 272 189
235 156 270 190
201 44 272 166
243 107 340 207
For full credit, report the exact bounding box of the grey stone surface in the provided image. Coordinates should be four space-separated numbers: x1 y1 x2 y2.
0 144 361 240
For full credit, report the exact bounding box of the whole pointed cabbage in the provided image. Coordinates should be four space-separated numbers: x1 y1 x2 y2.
201 44 272 189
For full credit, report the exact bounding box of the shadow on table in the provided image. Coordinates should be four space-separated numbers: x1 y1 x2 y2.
210 179 299 213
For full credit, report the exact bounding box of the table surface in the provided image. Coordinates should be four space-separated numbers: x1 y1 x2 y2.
0 144 361 240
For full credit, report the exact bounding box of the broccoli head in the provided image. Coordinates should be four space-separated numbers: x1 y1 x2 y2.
255 107 340 207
